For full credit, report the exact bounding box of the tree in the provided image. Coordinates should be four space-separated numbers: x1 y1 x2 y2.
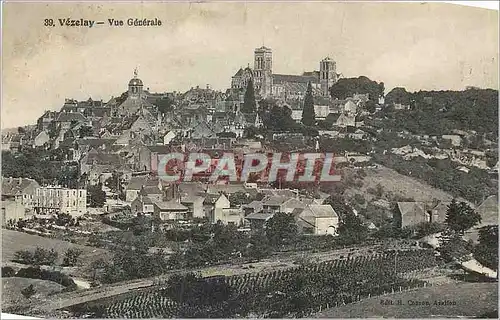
414 222 445 238
337 211 369 244
365 100 377 113
21 284 36 299
55 213 74 226
445 199 482 233
104 171 121 195
301 82 315 126
88 183 106 208
78 126 94 138
329 76 383 101
245 230 272 261
438 229 471 262
229 192 252 206
63 248 83 266
265 212 298 247
155 96 175 114
2 266 16 277
474 225 498 271
242 78 257 114
17 127 26 134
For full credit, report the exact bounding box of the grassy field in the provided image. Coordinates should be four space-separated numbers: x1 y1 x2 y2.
316 282 498 318
2 229 108 266
346 165 457 203
2 277 65 311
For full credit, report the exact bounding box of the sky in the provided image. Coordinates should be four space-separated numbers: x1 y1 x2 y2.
2 2 498 128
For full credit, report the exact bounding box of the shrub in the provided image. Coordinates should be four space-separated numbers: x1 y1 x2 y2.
16 266 77 289
2 266 16 277
21 284 36 299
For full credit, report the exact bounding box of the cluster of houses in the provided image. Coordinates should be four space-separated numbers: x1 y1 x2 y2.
126 177 340 235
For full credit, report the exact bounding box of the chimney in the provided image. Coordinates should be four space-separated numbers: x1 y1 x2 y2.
9 177 13 184
18 177 22 185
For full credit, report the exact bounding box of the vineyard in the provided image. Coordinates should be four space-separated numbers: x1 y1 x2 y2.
72 249 442 318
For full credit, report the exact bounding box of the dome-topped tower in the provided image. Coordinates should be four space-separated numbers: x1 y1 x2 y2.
128 68 144 97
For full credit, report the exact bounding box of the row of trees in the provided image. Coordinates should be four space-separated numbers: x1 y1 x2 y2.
14 247 83 267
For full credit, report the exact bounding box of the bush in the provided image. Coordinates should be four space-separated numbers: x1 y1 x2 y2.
63 248 83 267
16 266 77 289
2 266 16 277
14 247 58 266
21 284 36 299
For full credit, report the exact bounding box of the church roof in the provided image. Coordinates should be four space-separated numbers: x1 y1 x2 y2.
234 68 244 77
129 78 143 86
272 74 319 84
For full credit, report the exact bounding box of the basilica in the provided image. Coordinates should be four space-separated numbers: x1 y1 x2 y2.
231 46 342 100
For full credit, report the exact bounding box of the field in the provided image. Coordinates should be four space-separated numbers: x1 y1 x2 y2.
2 229 108 267
346 165 457 202
2 277 65 311
316 282 498 318
69 249 442 318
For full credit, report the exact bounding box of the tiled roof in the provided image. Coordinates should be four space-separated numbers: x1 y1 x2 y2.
262 195 288 206
153 199 187 211
126 176 159 191
273 74 319 84
2 177 40 195
56 112 87 123
77 138 116 148
245 212 273 221
302 204 338 218
85 152 121 166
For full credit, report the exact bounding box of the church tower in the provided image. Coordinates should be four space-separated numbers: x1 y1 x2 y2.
254 46 273 98
319 57 337 96
128 68 144 98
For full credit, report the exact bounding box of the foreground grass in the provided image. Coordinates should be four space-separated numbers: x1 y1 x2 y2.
2 277 65 311
316 282 498 318
2 229 108 265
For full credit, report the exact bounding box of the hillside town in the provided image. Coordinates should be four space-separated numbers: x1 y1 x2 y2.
2 45 498 318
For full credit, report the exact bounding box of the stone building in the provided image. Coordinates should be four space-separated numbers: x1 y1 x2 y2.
231 46 342 99
33 186 87 217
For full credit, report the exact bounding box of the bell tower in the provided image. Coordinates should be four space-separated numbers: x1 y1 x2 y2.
319 57 337 96
254 46 273 98
128 68 144 98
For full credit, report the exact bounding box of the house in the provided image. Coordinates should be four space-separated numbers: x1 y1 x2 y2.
261 196 288 213
243 200 264 216
204 193 231 223
33 131 50 147
441 135 462 147
131 195 156 215
428 201 450 224
180 195 205 220
396 202 430 227
2 177 40 210
131 195 188 220
137 145 173 172
2 200 26 226
163 131 176 145
296 204 339 235
153 200 189 221
245 212 273 230
125 176 164 202
474 195 499 227
464 195 498 243
206 184 258 197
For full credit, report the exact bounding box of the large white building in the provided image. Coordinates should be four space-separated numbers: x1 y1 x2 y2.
34 186 87 217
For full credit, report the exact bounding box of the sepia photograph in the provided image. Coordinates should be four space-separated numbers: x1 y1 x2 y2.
1 1 498 318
